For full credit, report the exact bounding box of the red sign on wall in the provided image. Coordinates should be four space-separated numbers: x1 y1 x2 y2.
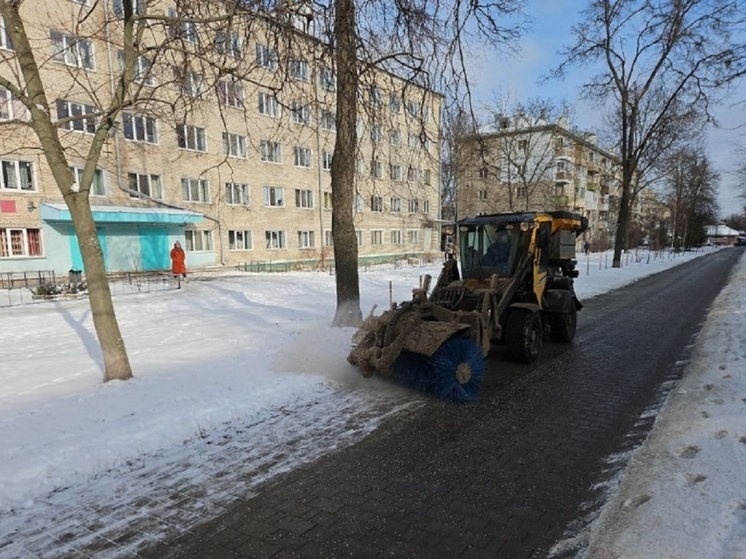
0 200 17 213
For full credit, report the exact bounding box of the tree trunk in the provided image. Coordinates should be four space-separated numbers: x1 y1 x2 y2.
67 192 133 381
330 0 362 327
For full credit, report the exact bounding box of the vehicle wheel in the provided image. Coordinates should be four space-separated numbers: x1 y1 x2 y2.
505 308 542 363
549 304 577 343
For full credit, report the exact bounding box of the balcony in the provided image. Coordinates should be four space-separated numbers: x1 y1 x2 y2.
554 170 573 184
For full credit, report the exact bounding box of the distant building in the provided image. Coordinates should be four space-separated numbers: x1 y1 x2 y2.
455 114 629 250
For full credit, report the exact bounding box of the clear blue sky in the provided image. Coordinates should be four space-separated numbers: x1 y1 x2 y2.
466 0 745 218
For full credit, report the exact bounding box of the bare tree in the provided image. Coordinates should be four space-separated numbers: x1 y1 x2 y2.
664 147 720 249
554 0 746 267
321 0 526 326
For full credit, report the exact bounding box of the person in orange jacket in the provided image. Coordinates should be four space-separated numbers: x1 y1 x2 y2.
170 241 187 279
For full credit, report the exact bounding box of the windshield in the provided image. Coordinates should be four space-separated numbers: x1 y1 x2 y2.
459 223 529 279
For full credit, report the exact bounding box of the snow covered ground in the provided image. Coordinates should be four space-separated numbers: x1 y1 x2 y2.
0 246 743 558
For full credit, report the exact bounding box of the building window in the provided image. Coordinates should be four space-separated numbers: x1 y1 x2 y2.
173 66 204 97
322 151 333 171
50 31 93 69
324 230 334 247
260 140 282 163
369 86 382 105
222 132 247 158
0 88 27 121
390 164 402 182
167 8 198 42
370 195 383 212
294 146 312 168
370 125 383 143
176 124 206 151
354 193 364 212
217 79 244 108
389 94 401 113
390 129 401 146
56 100 95 134
71 167 105 196
406 100 418 118
122 112 157 143
256 43 278 70
184 230 212 251
289 59 309 80
0 16 13 51
423 200 430 214
517 186 528 197
423 169 431 185
371 230 383 246
258 92 280 117
408 198 419 213
407 229 420 244
320 109 336 131
117 51 153 85
1 160 34 191
390 230 402 245
319 67 335 91
263 186 284 207
216 31 242 58
390 197 401 212
408 133 419 150
297 230 315 248
478 189 488 201
228 229 252 250
265 230 286 249
370 159 383 179
291 101 310 125
225 182 249 205
295 188 313 208
0 228 42 257
323 191 333 209
181 177 210 202
407 166 418 182
128 172 162 198
478 167 489 179
356 230 364 246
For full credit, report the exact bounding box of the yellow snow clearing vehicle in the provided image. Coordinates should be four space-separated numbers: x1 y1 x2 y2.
347 211 588 402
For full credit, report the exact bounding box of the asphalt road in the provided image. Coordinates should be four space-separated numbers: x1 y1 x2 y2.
144 248 741 559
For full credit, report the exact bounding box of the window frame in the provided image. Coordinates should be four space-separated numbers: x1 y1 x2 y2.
0 160 35 192
228 229 253 250
176 123 206 152
263 185 284 207
127 171 162 199
180 177 210 203
122 112 158 144
0 227 42 257
225 182 249 206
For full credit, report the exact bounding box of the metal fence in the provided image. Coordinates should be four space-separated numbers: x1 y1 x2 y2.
0 271 180 308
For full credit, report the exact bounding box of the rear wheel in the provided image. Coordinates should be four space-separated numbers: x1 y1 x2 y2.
505 308 542 363
549 303 577 343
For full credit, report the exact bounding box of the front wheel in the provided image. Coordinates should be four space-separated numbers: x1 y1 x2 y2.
505 308 542 363
549 304 577 343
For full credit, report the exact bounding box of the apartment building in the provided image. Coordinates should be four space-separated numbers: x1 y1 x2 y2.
0 0 442 275
455 115 624 249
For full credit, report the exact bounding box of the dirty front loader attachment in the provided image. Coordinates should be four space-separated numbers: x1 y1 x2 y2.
347 280 487 403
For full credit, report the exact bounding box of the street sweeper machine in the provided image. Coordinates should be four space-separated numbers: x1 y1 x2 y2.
347 211 588 403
